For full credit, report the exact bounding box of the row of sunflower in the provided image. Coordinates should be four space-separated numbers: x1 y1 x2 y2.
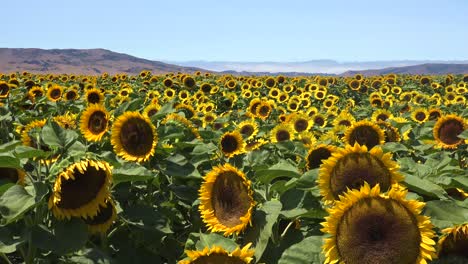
0 71 467 263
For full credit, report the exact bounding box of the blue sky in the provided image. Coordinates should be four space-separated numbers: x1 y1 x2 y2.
2 0 467 62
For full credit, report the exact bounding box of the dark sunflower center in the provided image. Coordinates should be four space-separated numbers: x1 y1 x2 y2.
314 117 325 127
275 130 290 142
339 120 352 127
348 125 381 149
87 93 100 104
66 91 77 100
147 109 158 117
377 114 388 121
307 147 332 170
329 153 392 199
192 253 246 264
83 201 114 225
383 126 399 142
88 111 108 134
289 103 298 110
50 89 61 99
415 112 426 121
119 118 155 156
336 197 421 264
438 119 464 145
221 135 239 154
294 119 308 132
0 84 9 96
258 106 270 116
0 168 19 183
211 172 251 228
439 231 468 258
57 164 106 209
240 125 254 137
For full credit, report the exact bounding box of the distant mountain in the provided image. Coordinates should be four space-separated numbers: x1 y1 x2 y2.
0 48 207 75
341 63 468 76
169 60 468 74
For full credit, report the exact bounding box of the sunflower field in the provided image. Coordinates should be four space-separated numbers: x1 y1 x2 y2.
0 71 467 264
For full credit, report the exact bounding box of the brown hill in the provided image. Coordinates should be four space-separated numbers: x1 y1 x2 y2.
0 48 207 75
342 63 468 76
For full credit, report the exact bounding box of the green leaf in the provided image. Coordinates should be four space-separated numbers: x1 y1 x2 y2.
278 236 324 264
256 161 301 184
41 121 78 149
403 173 447 199
457 129 468 139
0 226 24 253
0 141 21 152
295 169 319 189
196 233 238 252
0 185 36 225
244 200 282 261
382 142 409 152
13 145 49 159
424 200 468 229
162 154 196 178
0 154 21 169
112 163 154 184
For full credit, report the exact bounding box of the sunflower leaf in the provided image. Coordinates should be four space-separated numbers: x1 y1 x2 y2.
244 200 282 261
41 121 78 149
196 233 238 252
256 161 301 184
0 226 24 253
402 173 447 199
0 154 21 169
0 185 36 226
458 129 468 139
13 145 50 159
424 200 468 228
112 163 154 184
278 235 324 264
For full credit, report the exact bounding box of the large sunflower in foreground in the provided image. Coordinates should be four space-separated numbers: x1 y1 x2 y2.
318 143 403 203
433 114 467 149
344 120 385 149
179 243 255 264
437 223 468 259
111 111 158 162
219 131 245 158
48 160 112 219
80 104 110 142
199 164 255 236
83 198 117 234
321 183 436 264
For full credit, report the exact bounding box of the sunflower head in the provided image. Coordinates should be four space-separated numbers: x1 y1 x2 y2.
236 120 258 140
199 164 255 236
377 121 401 142
47 85 63 102
111 111 158 162
289 113 311 133
0 167 26 185
411 108 429 124
48 160 112 219
438 224 468 259
321 183 436 264
344 120 385 149
85 88 104 105
318 143 403 203
433 114 467 149
80 104 110 142
180 243 255 264
220 131 245 158
306 144 336 170
256 101 272 120
270 123 294 143
83 198 117 234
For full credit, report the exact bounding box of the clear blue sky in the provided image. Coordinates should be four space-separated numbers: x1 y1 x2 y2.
2 0 467 62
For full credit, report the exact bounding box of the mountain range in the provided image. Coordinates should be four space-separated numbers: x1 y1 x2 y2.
1 48 467 76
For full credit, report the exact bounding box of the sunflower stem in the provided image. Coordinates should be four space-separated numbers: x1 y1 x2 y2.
0 253 13 264
280 220 295 239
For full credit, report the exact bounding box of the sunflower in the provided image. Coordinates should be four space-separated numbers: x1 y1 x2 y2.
80 104 110 142
332 111 355 128
344 120 385 149
219 131 245 158
377 121 401 142
111 111 158 162
321 183 436 264
255 101 272 120
0 81 10 98
47 85 63 102
183 76 196 88
312 113 327 128
433 114 467 149
306 144 336 170
199 164 255 236
28 86 44 101
289 113 312 133
179 243 255 264
437 223 468 259
298 131 316 148
371 109 394 122
318 143 403 203
245 138 267 152
64 88 79 101
48 160 112 219
143 103 161 118
83 198 117 234
270 123 294 143
428 108 443 121
54 112 77 130
85 88 104 105
0 167 26 185
176 103 196 119
247 98 262 117
411 108 429 124
236 120 258 141
21 119 47 147
162 113 201 139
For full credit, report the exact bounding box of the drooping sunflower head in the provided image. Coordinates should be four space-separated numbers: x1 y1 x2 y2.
80 104 110 142
306 144 336 170
437 223 468 259
321 183 436 264
111 111 158 162
179 243 255 264
236 120 258 140
433 114 467 149
219 131 245 158
47 85 63 102
199 164 255 236
48 160 112 220
0 167 26 185
344 120 385 149
318 143 403 203
270 123 294 143
83 198 117 234
85 88 104 105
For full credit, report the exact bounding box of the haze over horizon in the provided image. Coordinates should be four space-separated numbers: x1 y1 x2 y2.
2 0 468 63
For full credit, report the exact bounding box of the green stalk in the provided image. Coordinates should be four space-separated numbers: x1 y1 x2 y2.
0 253 13 264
